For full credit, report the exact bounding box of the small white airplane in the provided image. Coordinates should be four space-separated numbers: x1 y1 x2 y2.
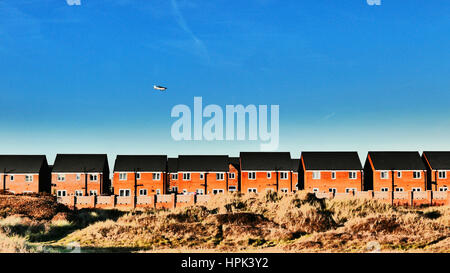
153 85 167 91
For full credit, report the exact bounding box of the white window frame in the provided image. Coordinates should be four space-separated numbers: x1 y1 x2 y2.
229 173 235 179
119 173 127 181
199 173 204 180
412 187 421 192
216 173 224 181
280 188 289 193
329 188 337 194
395 187 404 192
75 190 83 196
312 188 319 193
439 186 448 192
228 186 237 192
349 171 357 180
248 172 256 180
182 189 188 195
248 188 257 193
196 189 204 195
119 189 131 197
139 189 147 196
397 171 402 178
76 174 81 181
25 175 33 182
438 171 447 179
312 171 321 180
345 188 357 193
212 189 224 194
267 172 272 179
280 171 288 180
152 173 161 180
171 186 178 193
136 172 141 180
57 190 67 197
331 171 336 180
413 171 421 179
183 173 191 181
57 174 65 181
89 190 98 196
155 189 161 195
381 187 389 192
90 174 98 181
172 173 178 180
10 175 14 181
380 171 389 179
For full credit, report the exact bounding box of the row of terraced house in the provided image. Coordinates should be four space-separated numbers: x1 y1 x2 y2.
0 151 449 197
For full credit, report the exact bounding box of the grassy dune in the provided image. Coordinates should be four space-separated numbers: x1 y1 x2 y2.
0 192 449 253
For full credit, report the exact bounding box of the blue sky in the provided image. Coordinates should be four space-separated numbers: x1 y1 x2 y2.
0 0 449 165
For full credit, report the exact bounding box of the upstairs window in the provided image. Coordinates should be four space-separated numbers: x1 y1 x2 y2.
10 175 14 181
76 174 81 180
438 171 447 179
312 171 321 180
397 171 402 178
57 174 65 181
183 173 191 181
119 173 127 180
228 173 235 179
331 172 336 180
349 171 357 179
413 171 421 179
248 172 256 180
152 173 161 180
267 172 272 179
90 174 98 181
216 173 224 180
380 171 389 179
136 172 141 180
172 173 178 180
280 172 288 180
25 175 33 182
200 173 204 180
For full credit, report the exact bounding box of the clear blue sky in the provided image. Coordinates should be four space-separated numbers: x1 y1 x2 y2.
0 0 449 165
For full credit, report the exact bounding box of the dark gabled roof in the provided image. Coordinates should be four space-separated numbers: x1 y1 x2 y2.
167 158 178 173
114 155 167 172
178 155 229 172
423 152 450 169
0 155 47 173
291 159 300 172
368 152 425 170
239 152 292 171
229 157 240 170
301 152 362 170
52 154 108 173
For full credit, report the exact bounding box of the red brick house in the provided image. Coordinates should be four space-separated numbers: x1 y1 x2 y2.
169 155 230 195
364 152 427 192
300 152 363 193
422 151 450 192
112 155 167 196
240 152 293 193
291 159 300 191
228 157 240 192
51 154 110 197
0 155 51 194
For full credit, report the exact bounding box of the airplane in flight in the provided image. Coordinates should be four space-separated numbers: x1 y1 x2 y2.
153 85 167 91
